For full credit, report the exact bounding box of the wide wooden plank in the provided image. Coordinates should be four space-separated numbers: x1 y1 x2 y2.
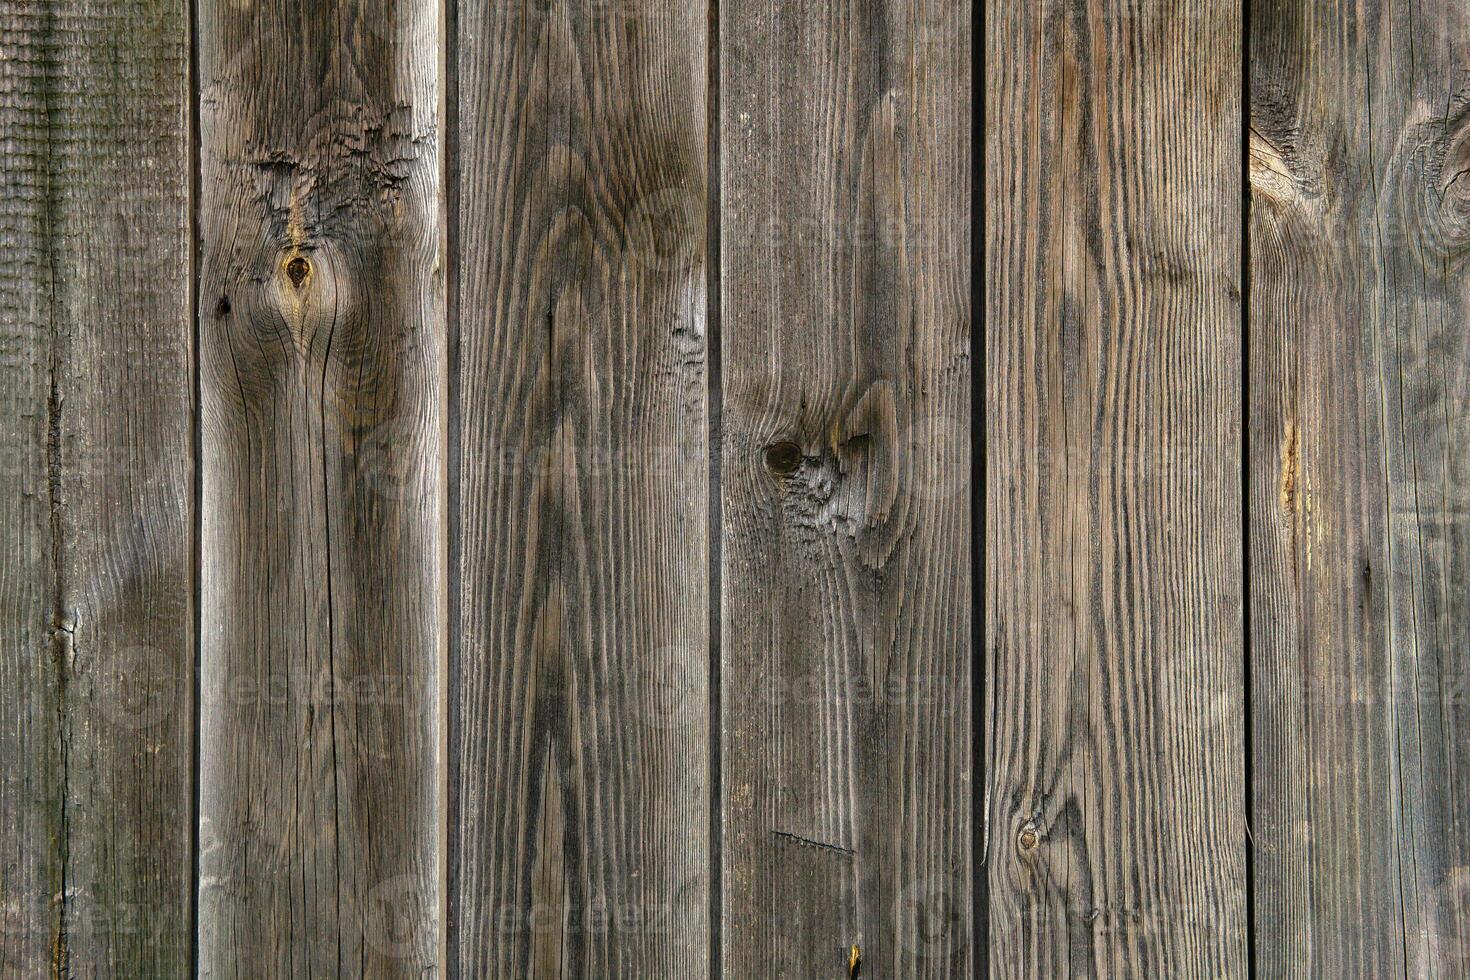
0 1 193 975
985 1 1247 975
195 2 443 974
450 0 710 975
1250 2 1470 974
719 1 972 976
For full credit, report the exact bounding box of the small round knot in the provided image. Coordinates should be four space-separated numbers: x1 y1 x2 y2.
764 441 803 476
1018 825 1040 852
285 256 311 289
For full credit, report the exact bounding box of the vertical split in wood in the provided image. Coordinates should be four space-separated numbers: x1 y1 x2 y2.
1251 0 1470 974
0 1 194 975
196 1 444 974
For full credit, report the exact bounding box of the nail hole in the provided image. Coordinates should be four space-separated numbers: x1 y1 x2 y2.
286 256 310 289
764 441 803 476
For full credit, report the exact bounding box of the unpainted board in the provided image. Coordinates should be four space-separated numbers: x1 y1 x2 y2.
196 1 444 974
1251 0 1470 973
0 0 194 975
986 0 1248 975
451 0 711 975
721 1 973 976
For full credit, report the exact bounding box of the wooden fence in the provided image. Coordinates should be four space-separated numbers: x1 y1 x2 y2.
1 0 1467 977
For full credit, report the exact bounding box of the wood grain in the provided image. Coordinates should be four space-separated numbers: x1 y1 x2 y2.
719 1 972 976
0 0 193 975
195 1 443 974
1251 1 1470 974
985 0 1247 975
450 0 710 975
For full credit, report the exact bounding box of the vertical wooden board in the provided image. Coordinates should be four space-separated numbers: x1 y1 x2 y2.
451 0 709 976
196 1 442 975
986 0 1247 976
0 1 193 975
1251 2 1470 974
720 1 971 976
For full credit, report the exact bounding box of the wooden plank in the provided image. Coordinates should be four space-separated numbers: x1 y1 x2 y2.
1250 2 1470 974
985 1 1247 975
719 1 972 976
449 0 710 975
195 2 443 974
0 0 193 975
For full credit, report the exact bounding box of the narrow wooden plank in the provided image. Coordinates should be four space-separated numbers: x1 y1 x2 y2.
450 0 709 975
1251 2 1470 974
195 2 443 974
0 1 193 974
720 1 972 975
986 0 1247 975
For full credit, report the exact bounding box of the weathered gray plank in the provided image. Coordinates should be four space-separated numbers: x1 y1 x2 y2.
0 0 193 975
195 1 443 974
450 0 710 975
719 1 972 976
1250 2 1470 974
985 0 1247 975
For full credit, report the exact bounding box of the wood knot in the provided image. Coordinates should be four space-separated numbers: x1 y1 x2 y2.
1018 825 1040 853
1440 113 1470 201
1384 115 1470 261
1279 419 1298 514
764 441 803 476
1248 129 1301 209
285 256 311 289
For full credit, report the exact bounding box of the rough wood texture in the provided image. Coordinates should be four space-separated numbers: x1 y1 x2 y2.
719 1 972 976
29 1 1470 974
986 1 1247 975
196 1 442 975
1251 2 1470 974
0 1 193 975
450 0 710 975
